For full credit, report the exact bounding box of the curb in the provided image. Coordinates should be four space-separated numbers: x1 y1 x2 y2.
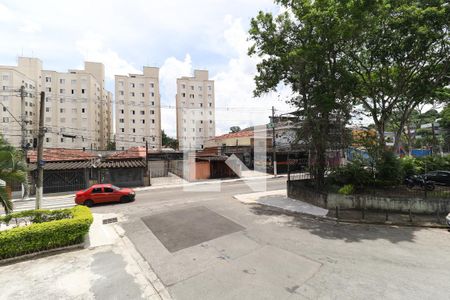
0 243 84 266
237 196 449 229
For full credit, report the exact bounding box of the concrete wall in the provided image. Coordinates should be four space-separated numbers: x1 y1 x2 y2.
149 160 169 178
288 180 450 215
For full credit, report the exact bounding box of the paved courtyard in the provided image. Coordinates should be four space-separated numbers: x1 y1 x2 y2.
2 177 450 299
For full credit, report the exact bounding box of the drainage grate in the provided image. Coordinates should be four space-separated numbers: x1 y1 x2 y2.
102 217 118 224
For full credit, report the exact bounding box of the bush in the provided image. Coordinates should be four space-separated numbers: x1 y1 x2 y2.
375 151 403 184
330 156 372 187
0 206 93 259
338 184 354 195
0 208 73 225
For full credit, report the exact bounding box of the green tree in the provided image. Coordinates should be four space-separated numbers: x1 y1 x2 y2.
0 136 27 213
161 130 179 150
347 0 450 147
249 0 355 188
229 126 241 133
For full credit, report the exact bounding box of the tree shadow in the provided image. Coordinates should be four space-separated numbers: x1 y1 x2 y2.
249 204 422 244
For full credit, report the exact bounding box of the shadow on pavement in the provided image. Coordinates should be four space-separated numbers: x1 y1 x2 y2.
249 204 420 244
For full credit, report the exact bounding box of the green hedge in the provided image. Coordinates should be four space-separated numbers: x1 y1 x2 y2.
0 206 93 259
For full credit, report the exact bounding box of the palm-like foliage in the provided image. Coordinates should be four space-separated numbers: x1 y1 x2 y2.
0 136 27 213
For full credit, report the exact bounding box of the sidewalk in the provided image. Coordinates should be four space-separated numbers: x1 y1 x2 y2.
0 213 171 300
234 190 449 228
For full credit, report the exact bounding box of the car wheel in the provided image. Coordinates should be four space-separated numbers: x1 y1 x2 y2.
120 196 130 203
425 183 435 191
84 199 94 207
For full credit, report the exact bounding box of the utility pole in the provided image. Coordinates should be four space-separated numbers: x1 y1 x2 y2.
20 85 27 149
35 91 45 209
145 141 151 186
272 106 277 176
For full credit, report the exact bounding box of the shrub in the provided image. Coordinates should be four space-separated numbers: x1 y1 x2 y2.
330 156 372 187
375 151 403 184
338 184 354 195
0 206 93 259
399 156 419 177
0 208 73 225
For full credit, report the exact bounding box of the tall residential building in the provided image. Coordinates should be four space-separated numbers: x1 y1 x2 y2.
0 57 113 150
0 57 41 148
176 70 215 150
115 67 162 151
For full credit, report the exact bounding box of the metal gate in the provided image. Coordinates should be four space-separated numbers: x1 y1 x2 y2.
41 170 87 194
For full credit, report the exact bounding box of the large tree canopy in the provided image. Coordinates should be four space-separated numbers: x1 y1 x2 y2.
346 0 450 147
249 0 356 187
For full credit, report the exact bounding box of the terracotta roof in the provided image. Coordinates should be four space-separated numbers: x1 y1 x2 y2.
107 147 147 159
28 161 93 171
27 148 96 163
97 159 146 168
209 130 254 141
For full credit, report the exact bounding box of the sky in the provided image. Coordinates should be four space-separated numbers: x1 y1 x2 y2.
0 0 294 137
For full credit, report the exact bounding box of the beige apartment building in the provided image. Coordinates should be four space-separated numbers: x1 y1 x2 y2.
115 67 162 151
0 57 113 150
176 70 215 150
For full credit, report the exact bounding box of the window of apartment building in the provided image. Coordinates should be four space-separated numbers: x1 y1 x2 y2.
151 101 154 106
71 117 77 123
45 117 51 122
140 110 145 115
131 83 135 88
60 108 65 113
60 89 65 94
150 83 154 88
59 79 65 84
47 87 51 92
132 110 135 115
46 138 50 143
209 102 212 107
139 83 144 88
132 137 136 142
61 138 64 143
150 110 154 115
81 89 85 94
82 108 85 113
200 120 203 124
182 93 186 97
131 92 135 97
200 103 203 107
118 81 124 87
45 77 51 83
209 111 212 115
120 109 124 114
151 92 154 97
132 128 136 133
71 80 76 85
181 84 185 89
199 128 202 132
208 86 212 91
151 119 155 124
2 117 9 123
209 120 213 124
198 86 202 91
190 86 194 90
71 89 75 94
60 118 65 123
2 75 8 81
121 128 124 133
141 120 145 124
183 128 186 132
72 108 77 113
119 118 124 123
60 98 64 103
2 106 6 112
119 91 124 96
140 92 144 97
142 137 146 142
132 119 135 124
45 107 50 112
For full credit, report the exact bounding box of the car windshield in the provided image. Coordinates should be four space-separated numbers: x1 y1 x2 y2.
111 185 121 191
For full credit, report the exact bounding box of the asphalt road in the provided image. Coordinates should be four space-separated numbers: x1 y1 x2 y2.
89 177 450 299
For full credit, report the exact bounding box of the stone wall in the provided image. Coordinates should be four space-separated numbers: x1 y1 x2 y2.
288 179 450 215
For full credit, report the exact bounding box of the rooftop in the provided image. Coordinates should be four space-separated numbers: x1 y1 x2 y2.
27 148 97 163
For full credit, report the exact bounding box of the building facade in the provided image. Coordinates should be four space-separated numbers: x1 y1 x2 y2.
115 67 162 151
176 70 215 151
0 57 112 150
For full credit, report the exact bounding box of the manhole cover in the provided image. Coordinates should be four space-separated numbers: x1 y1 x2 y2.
103 217 118 224
141 206 245 252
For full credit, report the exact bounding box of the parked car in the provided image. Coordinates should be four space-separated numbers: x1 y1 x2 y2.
446 212 450 228
423 170 450 186
75 184 135 207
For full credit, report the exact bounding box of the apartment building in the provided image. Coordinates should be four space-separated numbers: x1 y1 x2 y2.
0 58 40 148
176 70 215 151
115 67 162 151
0 57 112 150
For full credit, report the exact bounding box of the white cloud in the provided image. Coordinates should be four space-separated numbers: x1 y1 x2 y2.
19 19 41 33
0 3 14 21
76 34 140 80
212 16 293 135
159 55 193 137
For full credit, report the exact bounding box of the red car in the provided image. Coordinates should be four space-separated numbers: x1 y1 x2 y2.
75 184 135 207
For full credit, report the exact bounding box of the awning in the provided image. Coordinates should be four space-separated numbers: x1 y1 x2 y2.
97 160 147 168
28 161 92 171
